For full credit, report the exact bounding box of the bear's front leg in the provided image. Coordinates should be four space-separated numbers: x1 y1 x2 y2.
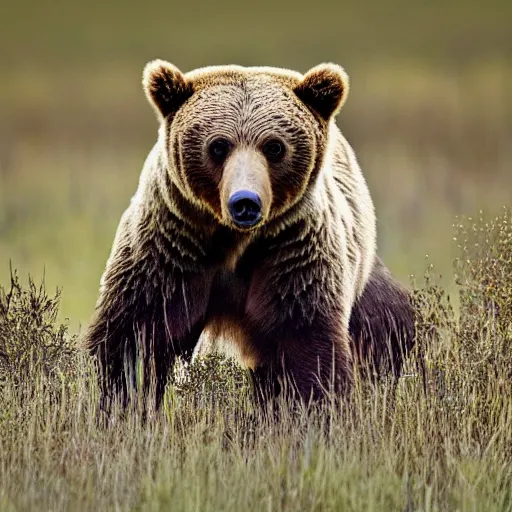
245 253 354 407
85 255 213 413
251 317 353 407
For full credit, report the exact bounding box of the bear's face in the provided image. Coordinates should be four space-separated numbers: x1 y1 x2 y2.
143 61 349 231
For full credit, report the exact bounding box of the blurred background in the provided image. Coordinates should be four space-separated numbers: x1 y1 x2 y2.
0 0 510 329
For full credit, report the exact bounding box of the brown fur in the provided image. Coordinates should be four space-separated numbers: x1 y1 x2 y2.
84 60 414 411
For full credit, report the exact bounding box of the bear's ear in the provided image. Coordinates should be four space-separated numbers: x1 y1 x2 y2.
142 60 194 119
294 63 349 121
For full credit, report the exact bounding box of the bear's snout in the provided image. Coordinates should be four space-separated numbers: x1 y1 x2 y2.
228 191 262 228
220 148 272 230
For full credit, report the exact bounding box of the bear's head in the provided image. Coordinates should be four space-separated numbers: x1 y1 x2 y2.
143 60 349 231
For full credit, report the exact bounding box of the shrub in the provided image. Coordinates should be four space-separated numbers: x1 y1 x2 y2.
0 271 79 393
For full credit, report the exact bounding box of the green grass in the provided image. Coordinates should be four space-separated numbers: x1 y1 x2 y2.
1 210 511 511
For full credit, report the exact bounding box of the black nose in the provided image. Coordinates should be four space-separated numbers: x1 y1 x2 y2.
228 190 262 227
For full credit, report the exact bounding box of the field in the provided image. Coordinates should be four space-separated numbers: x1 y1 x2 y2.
1 0 511 510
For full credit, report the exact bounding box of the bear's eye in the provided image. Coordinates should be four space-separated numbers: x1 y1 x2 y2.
208 137 232 163
262 139 286 162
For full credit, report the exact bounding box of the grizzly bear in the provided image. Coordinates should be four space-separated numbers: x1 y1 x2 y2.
85 60 414 410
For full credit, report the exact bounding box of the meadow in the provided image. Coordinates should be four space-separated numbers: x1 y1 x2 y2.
1 0 511 509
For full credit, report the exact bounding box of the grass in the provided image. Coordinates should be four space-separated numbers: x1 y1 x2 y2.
0 209 511 511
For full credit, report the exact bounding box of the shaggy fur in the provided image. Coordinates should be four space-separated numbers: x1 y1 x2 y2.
85 60 414 410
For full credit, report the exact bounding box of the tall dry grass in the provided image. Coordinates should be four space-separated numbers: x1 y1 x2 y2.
1 210 511 511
